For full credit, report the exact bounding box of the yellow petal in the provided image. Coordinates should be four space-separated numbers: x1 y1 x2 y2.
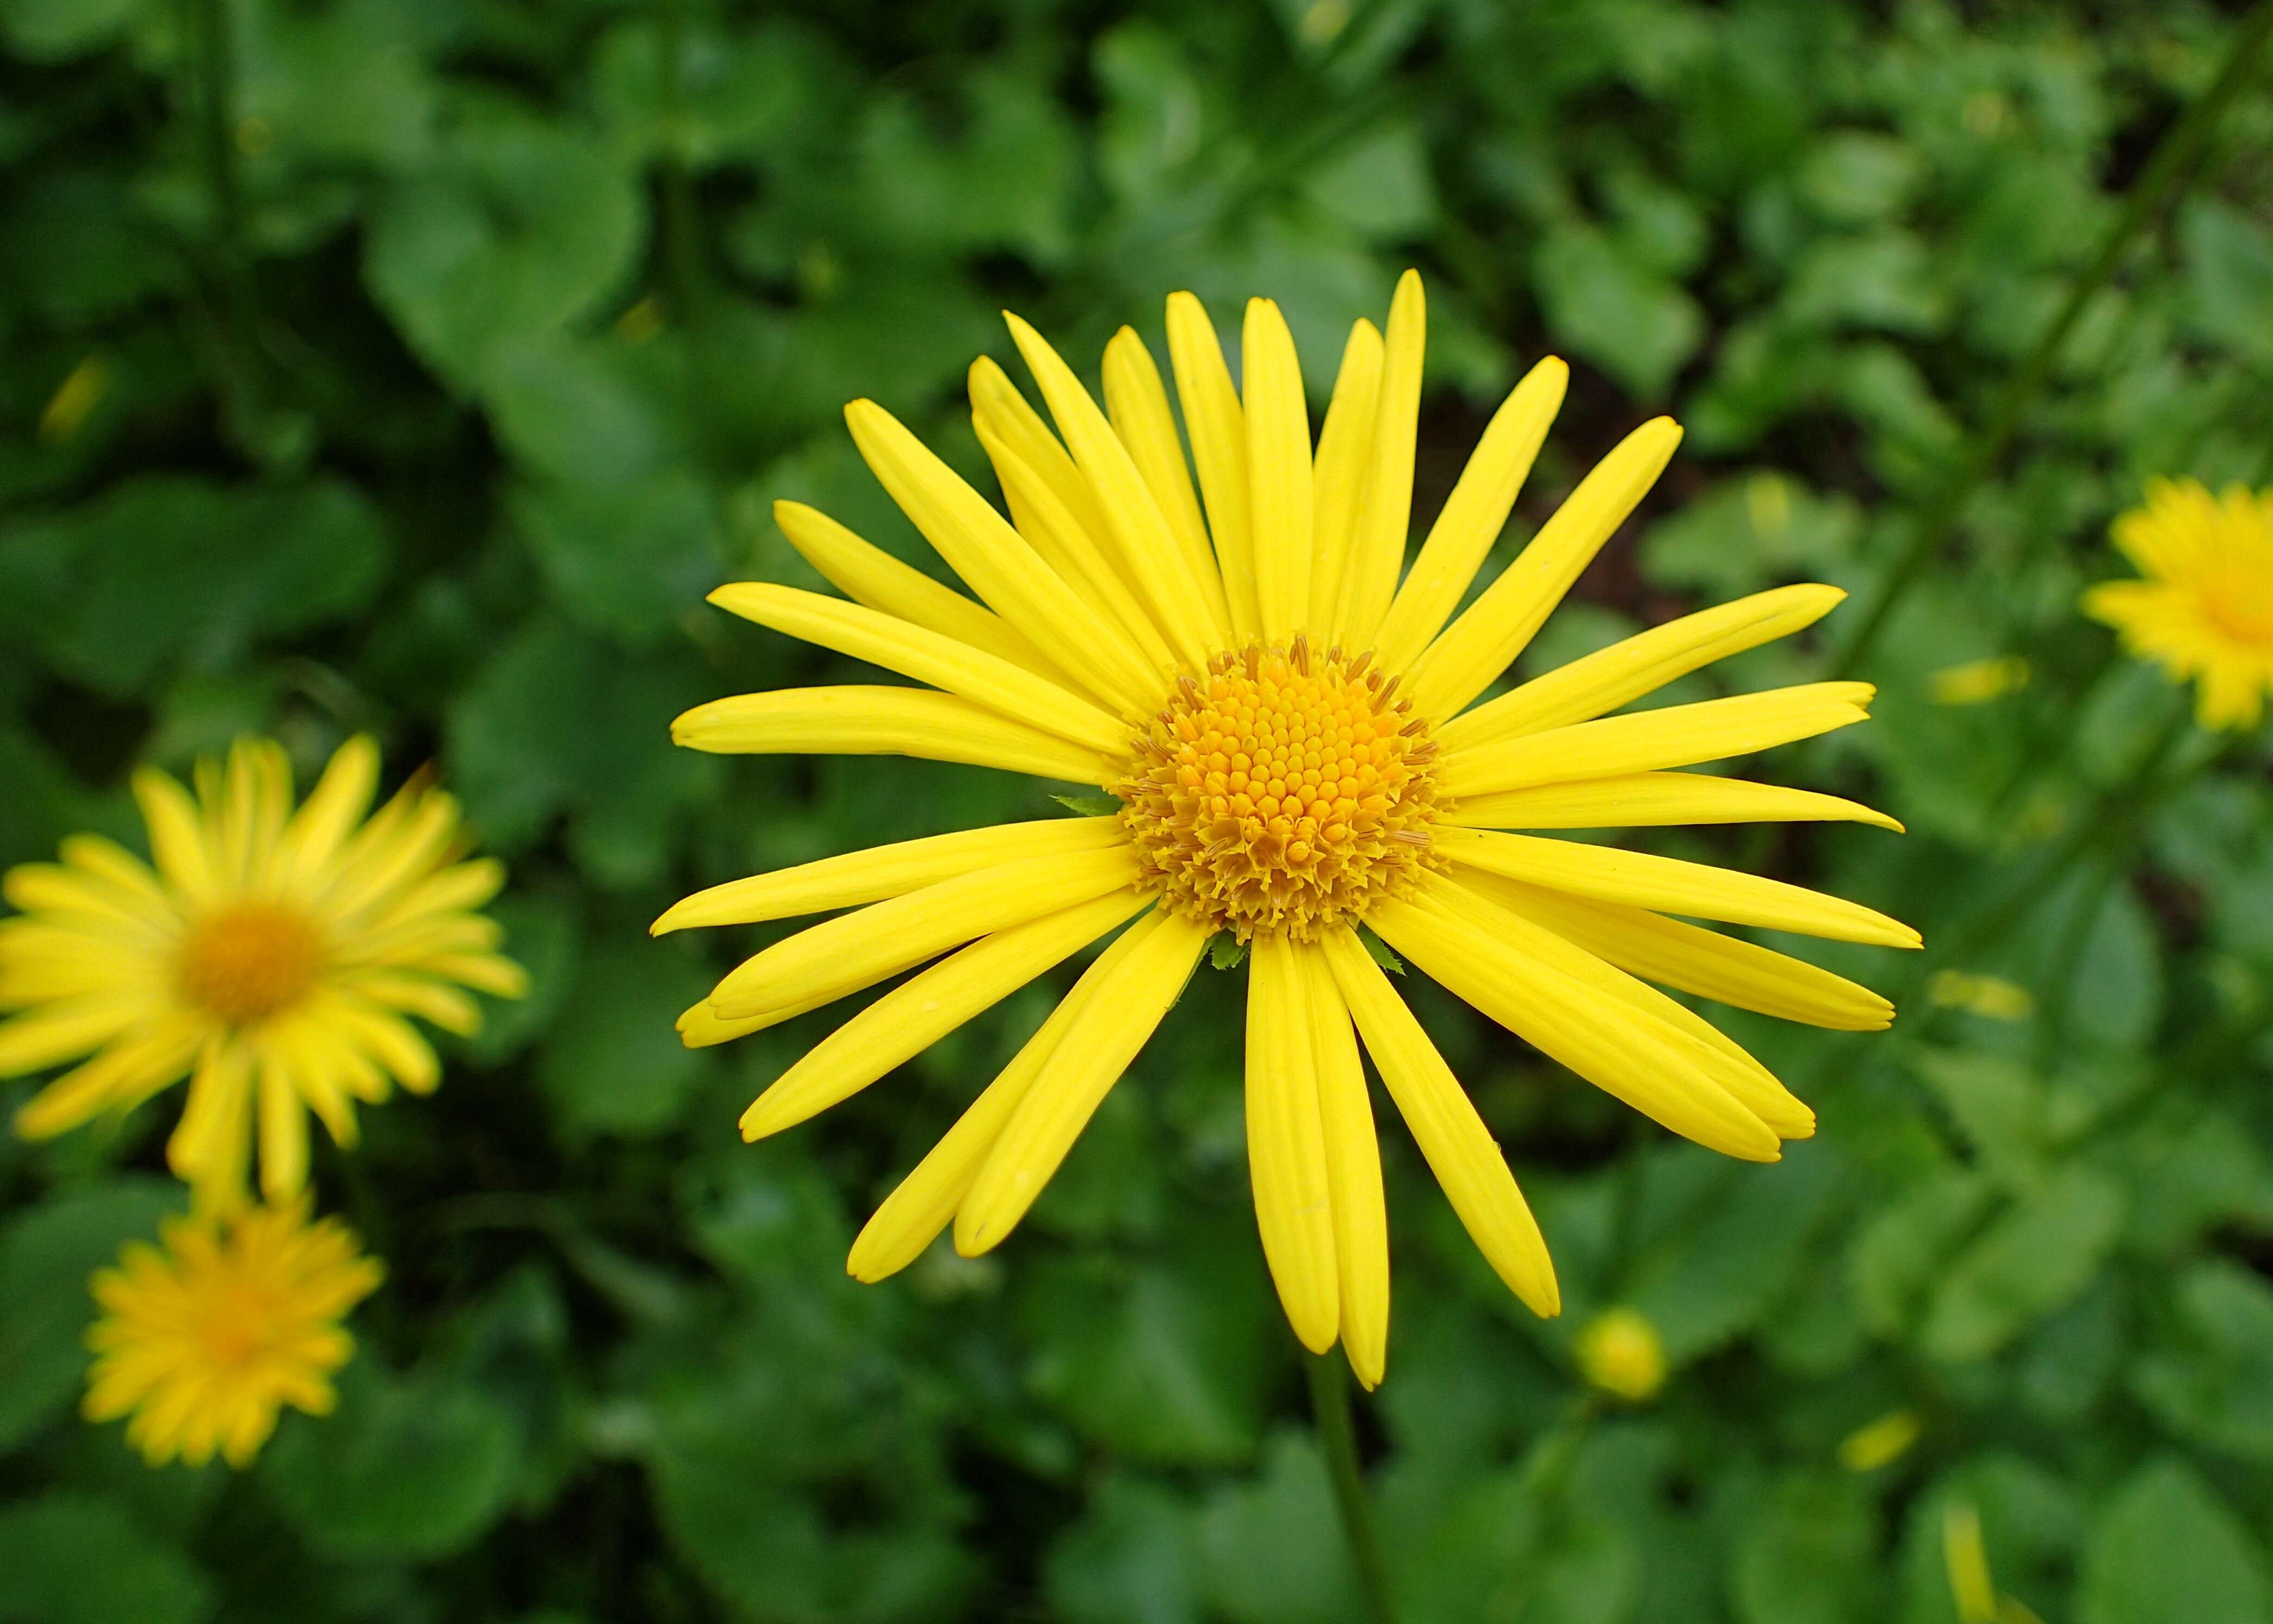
654 816 1124 934
1372 357 1569 672
1318 927 1558 1316
12 1016 202 1139
968 355 1117 555
955 911 1210 1254
706 845 1139 1022
974 410 1184 680
168 1039 253 1192
1439 681 1876 797
1368 892 1781 1161
739 888 1150 1140
0 994 144 1077
847 909 1165 1282
1308 319 1384 631
844 399 1160 711
55 834 177 922
1457 875 1895 1030
1440 584 1849 752
1406 417 1682 721
1166 291 1260 639
1246 935 1340 1354
133 766 218 906
1435 826 1920 949
1005 312 1227 664
1429 875 1814 1138
1445 771 1902 833
1242 299 1315 641
773 499 1064 683
1306 947 1389 1387
1103 327 1234 633
257 1049 309 1200
1335 270 1425 647
709 582 1130 755
672 686 1115 785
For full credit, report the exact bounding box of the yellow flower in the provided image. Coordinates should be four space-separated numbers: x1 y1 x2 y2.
2082 478 2273 729
1929 655 2029 706
2 737 526 1206
661 272 1916 1385
83 1198 383 1468
1574 1306 1667 1402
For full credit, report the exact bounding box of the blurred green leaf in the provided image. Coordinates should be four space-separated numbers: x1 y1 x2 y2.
2079 1459 2270 1624
1044 1474 1203 1624
0 1491 210 1624
1533 220 1702 398
1198 1431 1362 1624
537 938 714 1139
1919 1166 2125 1363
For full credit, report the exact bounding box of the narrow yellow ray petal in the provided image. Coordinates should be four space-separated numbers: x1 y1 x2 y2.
13 1019 203 1139
739 888 1150 1140
847 909 1164 1281
968 355 1117 552
1166 291 1260 638
672 687 1116 785
1247 935 1340 1354
1445 771 1903 833
1427 875 1814 1138
1438 681 1875 797
709 582 1130 755
844 399 1159 711
1318 927 1558 1316
1435 826 1921 949
1005 311 1224 665
0 995 144 1076
257 1052 310 1200
1305 947 1389 1387
706 845 1139 1022
340 971 481 1035
1335 270 1425 647
1308 319 1384 631
1405 417 1682 721
974 412 1184 681
277 736 380 890
1242 299 1315 641
1102 327 1234 633
1454 875 1895 1030
57 834 176 920
1440 584 1848 752
168 1040 252 1188
654 817 1125 934
133 767 218 906
773 500 1065 683
1368 893 1781 1161
1373 357 1570 672
1 863 171 941
955 912 1210 1254
674 989 838 1049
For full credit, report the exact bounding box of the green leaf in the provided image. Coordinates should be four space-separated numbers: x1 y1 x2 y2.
1532 220 1703 399
259 1358 517 1561
2079 1459 2270 1624
512 467 723 648
2134 1261 2273 1463
0 1177 183 1453
1358 927 1403 975
536 938 715 1139
1919 1166 2125 1363
1209 935 1248 971
0 1491 211 1624
1197 1432 1361 1624
0 0 144 61
1054 796 1125 817
1733 1471 1874 1624
1043 1474 1203 1624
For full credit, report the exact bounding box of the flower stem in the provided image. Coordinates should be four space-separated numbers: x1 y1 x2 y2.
1832 0 2273 674
1305 1352 1398 1624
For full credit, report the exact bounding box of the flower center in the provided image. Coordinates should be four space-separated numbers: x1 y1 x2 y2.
196 1280 287 1371
1114 636 1442 943
177 903 323 1026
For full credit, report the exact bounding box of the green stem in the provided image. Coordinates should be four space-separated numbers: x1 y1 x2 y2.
1305 1353 1398 1624
1832 0 2273 674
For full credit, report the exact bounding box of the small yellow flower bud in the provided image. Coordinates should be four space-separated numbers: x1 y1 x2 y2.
1574 1307 1667 1402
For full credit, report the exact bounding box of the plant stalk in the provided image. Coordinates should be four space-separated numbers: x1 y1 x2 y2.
1832 0 2273 674
1305 1352 1398 1624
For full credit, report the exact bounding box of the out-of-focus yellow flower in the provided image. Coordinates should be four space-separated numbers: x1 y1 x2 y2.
1927 971 2035 1022
39 356 110 445
84 1199 382 1469
1930 656 2030 706
2083 478 2273 730
1 737 525 1207
1838 1407 1920 1470
1574 1306 1667 1402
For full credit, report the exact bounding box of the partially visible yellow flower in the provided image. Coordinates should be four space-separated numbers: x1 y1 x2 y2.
84 1199 382 1468
1838 1407 1920 1471
2 737 526 1206
2083 478 2273 729
1929 655 2029 706
1926 970 2034 1022
660 271 1917 1386
1574 1306 1667 1401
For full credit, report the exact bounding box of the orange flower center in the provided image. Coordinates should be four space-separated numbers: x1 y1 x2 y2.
177 903 323 1025
196 1280 287 1370
1114 637 1442 942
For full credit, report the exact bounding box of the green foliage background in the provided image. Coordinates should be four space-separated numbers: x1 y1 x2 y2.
4 0 2273 1619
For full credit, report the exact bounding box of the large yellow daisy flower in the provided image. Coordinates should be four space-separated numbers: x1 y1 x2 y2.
661 272 1916 1384
1 737 525 1205
84 1198 383 1468
2082 477 2273 729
